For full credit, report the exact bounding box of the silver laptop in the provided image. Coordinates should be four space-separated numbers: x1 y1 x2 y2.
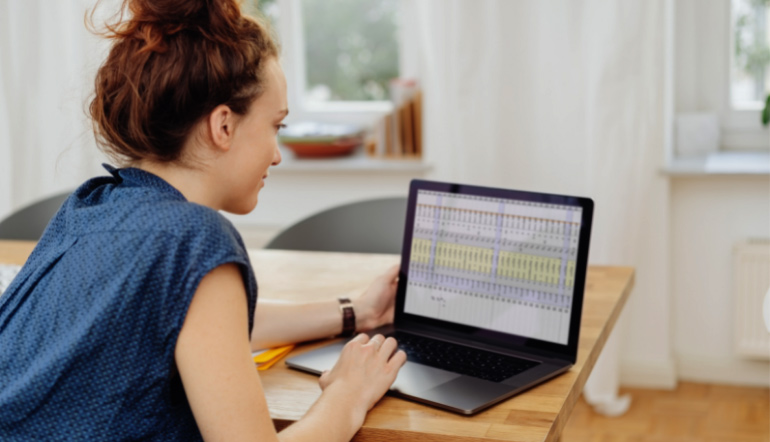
286 179 594 415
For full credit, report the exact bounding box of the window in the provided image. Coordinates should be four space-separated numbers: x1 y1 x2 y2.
673 0 769 157
301 0 399 103
731 0 770 110
246 0 400 116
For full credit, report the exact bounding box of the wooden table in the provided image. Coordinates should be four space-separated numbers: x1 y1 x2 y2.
0 240 634 442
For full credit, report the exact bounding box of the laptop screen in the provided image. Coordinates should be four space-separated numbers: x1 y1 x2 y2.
401 185 589 348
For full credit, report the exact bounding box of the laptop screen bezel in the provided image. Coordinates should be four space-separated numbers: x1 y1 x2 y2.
394 179 594 364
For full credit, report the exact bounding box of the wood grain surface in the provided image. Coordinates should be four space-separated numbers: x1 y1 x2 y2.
0 241 634 442
0 240 35 265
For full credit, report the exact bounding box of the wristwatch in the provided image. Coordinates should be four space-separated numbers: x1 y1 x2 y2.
338 297 356 337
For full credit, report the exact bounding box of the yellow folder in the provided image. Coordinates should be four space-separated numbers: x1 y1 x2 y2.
252 345 294 371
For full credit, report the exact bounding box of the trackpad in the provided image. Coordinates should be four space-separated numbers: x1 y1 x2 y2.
391 362 460 394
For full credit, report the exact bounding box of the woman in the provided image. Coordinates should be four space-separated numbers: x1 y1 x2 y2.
0 0 406 440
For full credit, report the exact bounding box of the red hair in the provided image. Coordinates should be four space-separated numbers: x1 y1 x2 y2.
89 0 278 163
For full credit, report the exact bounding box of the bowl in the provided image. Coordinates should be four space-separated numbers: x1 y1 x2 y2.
281 138 361 158
278 122 364 158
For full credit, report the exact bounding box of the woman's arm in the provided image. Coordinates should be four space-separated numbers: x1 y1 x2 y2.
250 265 399 350
175 264 405 442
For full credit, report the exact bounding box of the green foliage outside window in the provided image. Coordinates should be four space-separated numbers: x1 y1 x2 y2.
301 0 399 101
244 0 399 102
734 0 770 101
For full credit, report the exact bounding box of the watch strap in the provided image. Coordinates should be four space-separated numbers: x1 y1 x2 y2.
338 297 356 337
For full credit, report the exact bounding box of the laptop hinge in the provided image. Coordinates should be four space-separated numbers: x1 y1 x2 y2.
396 322 572 365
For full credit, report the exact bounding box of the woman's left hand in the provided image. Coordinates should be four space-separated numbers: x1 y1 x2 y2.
354 264 400 331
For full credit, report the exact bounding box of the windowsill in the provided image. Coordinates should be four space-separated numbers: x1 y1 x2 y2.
662 151 770 176
272 147 432 173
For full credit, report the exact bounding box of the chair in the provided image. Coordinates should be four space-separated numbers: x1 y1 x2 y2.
265 197 407 254
0 192 71 240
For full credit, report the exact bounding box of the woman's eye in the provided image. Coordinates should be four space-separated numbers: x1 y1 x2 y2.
276 123 287 131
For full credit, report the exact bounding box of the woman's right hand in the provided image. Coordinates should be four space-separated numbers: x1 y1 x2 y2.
318 334 407 424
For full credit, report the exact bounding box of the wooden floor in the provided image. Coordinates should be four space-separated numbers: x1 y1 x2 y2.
560 382 769 442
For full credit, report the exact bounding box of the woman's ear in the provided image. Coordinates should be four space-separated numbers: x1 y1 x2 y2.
207 105 236 152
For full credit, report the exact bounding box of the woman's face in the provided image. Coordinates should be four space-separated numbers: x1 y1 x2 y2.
219 57 287 214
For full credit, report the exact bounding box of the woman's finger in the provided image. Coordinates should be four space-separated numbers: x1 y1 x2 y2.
378 337 398 361
368 334 385 349
387 349 408 371
319 370 331 389
351 333 370 345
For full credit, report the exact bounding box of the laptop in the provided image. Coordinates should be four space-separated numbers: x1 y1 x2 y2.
286 179 594 415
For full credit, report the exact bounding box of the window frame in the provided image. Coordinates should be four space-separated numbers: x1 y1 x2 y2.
724 0 769 150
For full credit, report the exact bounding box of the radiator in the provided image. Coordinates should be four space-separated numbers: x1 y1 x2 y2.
734 239 770 359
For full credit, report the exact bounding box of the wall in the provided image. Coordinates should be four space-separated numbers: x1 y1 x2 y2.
671 175 770 386
671 0 770 386
674 0 727 113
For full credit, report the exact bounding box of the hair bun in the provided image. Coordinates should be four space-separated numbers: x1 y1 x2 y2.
98 0 244 45
141 0 239 28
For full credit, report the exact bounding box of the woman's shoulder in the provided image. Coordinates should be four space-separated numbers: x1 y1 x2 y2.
139 199 236 237
105 201 247 270
63 166 243 247
149 201 246 255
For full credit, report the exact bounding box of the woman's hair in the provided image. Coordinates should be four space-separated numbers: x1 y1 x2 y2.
89 0 278 163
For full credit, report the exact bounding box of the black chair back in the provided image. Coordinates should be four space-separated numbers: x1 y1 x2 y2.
0 192 70 240
265 197 407 254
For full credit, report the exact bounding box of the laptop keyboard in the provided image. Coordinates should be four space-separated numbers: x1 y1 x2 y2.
390 332 539 383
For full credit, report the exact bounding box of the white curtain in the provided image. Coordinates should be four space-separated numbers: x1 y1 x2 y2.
413 0 671 413
0 0 111 221
0 41 11 218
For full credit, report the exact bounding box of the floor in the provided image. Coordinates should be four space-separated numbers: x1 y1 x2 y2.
560 382 769 442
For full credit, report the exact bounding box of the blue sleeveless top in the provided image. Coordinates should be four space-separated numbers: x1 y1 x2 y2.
0 165 258 441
